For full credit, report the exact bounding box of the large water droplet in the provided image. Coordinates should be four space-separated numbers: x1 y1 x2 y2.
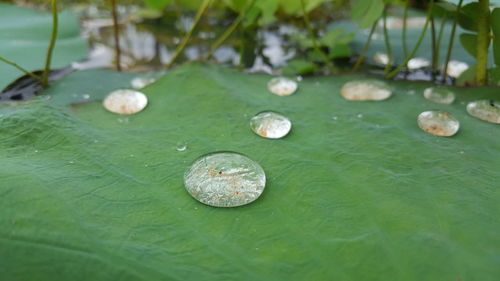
103 89 148 115
267 77 298 96
340 79 392 101
417 111 459 136
466 100 500 124
184 152 266 207
423 87 455 104
373 52 389 66
407 57 430 70
250 111 291 139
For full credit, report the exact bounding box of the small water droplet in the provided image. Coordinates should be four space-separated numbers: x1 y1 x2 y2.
459 151 465 154
296 75 303 81
250 111 291 139
407 90 416 95
68 161 74 164
130 154 135 157
267 77 298 96
417 111 459 137
82 94 90 100
373 52 389 66
423 87 455 104
332 116 338 121
466 100 500 124
103 89 148 115
340 79 392 101
446 60 469 78
131 77 156 89
176 145 188 152
184 152 266 207
144 164 149 167
117 117 129 123
357 113 363 118
407 57 430 70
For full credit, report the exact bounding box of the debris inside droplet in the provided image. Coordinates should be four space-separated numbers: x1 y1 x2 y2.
250 111 292 139
417 110 460 136
183 152 266 207
423 87 456 104
446 60 469 78
103 89 148 115
340 79 392 101
267 77 298 96
131 77 156 89
466 100 500 124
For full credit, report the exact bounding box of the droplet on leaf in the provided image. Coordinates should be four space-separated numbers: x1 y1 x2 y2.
446 60 468 78
417 110 460 136
407 57 430 70
184 152 266 207
466 100 500 124
267 77 298 96
250 111 291 139
373 52 389 66
103 89 148 115
131 77 156 89
423 87 455 104
340 79 392 101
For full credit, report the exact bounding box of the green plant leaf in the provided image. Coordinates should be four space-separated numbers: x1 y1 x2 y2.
460 33 478 58
491 8 500 65
2 62 500 280
281 59 317 75
144 0 171 10
458 2 480 32
0 3 88 90
351 0 385 29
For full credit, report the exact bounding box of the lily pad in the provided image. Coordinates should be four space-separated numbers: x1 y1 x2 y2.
1 63 499 281
0 3 88 89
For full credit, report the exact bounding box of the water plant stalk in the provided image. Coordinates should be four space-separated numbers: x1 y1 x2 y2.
435 15 448 68
387 0 433 79
0 56 43 84
430 15 437 80
300 0 337 73
352 20 377 72
111 0 122 71
476 0 490 85
382 8 393 76
167 0 211 68
441 0 463 83
41 0 58 88
207 0 256 59
402 1 409 58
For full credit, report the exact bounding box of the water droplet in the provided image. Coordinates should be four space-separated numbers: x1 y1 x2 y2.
446 60 468 78
68 161 75 164
340 79 392 101
466 100 500 124
267 77 298 96
417 111 460 137
407 57 430 70
332 116 338 121
184 152 266 207
357 113 363 118
423 87 455 104
82 94 90 100
117 117 129 123
373 52 389 66
103 89 148 115
296 75 303 81
176 145 188 152
34 150 38 153
250 111 292 139
131 77 156 89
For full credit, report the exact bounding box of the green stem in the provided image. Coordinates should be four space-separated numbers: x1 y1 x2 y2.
111 0 122 71
383 8 393 76
430 14 437 80
206 0 256 59
387 0 433 79
42 0 58 88
435 14 448 68
0 56 43 84
402 1 409 58
300 0 337 73
476 0 490 85
441 0 463 83
352 20 378 72
167 0 211 68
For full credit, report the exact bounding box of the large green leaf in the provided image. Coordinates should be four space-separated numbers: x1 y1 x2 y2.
1 63 500 281
459 32 478 58
0 3 88 90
